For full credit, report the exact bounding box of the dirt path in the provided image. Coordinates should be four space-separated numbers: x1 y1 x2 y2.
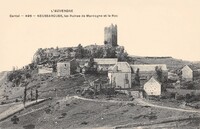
69 96 200 113
0 99 46 122
134 98 200 113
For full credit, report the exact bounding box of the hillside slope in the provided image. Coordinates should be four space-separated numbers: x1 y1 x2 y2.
130 56 192 70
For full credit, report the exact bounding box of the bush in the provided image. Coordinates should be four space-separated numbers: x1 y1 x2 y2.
176 95 185 100
1 101 6 105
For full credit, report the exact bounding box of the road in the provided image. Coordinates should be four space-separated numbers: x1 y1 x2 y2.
69 95 200 113
0 99 46 122
134 98 200 113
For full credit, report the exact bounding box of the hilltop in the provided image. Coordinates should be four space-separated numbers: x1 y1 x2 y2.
1 46 200 128
32 44 128 68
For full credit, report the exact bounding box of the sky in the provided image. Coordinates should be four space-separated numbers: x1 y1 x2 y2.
0 0 200 72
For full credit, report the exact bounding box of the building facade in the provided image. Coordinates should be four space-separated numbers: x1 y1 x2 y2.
143 77 161 96
108 62 132 89
57 59 77 77
181 65 193 81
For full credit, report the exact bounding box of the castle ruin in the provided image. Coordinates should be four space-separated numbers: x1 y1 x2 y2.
104 24 118 47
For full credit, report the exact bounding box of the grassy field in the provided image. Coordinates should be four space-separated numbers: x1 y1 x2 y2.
0 96 200 129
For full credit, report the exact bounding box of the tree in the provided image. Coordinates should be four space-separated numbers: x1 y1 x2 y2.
93 47 104 58
23 86 27 107
36 89 39 102
30 88 33 101
75 44 85 58
25 73 31 79
117 51 128 61
83 49 91 58
29 63 35 70
11 115 19 124
134 68 140 86
105 47 116 58
155 66 163 82
56 46 59 50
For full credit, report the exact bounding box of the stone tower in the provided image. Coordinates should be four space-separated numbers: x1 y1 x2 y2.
104 24 118 46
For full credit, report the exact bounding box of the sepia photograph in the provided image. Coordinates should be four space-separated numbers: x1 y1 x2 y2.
1 0 200 128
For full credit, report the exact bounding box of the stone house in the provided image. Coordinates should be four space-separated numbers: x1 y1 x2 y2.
108 62 132 89
57 59 78 77
181 65 200 81
143 77 161 96
94 58 118 73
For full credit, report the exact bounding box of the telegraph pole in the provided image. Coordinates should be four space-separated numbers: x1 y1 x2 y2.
36 89 38 102
30 88 33 101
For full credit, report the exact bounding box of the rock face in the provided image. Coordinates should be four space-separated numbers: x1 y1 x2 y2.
104 24 118 47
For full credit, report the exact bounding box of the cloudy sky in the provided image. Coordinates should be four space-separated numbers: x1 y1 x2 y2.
1 0 200 72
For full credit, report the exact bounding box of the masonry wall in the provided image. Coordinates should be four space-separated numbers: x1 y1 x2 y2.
144 82 161 96
104 24 117 46
181 67 193 81
38 67 53 74
57 62 70 76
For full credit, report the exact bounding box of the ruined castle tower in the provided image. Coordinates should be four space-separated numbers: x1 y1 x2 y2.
104 24 118 46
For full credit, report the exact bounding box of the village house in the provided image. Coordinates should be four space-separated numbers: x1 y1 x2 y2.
57 58 78 77
108 62 132 89
131 64 168 85
181 65 200 81
143 77 161 96
94 58 118 73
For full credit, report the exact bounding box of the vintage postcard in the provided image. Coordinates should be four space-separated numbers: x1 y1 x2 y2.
0 0 200 129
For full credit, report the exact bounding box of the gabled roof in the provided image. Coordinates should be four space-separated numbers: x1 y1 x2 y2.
130 64 168 72
145 77 161 85
110 62 131 72
57 58 76 64
94 58 118 65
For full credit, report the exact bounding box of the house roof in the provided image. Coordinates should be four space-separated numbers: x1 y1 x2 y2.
130 64 168 72
145 77 161 85
110 62 131 72
94 58 118 65
57 58 76 64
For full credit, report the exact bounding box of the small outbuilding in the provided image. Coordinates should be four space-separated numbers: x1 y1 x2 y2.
181 65 200 81
143 77 161 96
